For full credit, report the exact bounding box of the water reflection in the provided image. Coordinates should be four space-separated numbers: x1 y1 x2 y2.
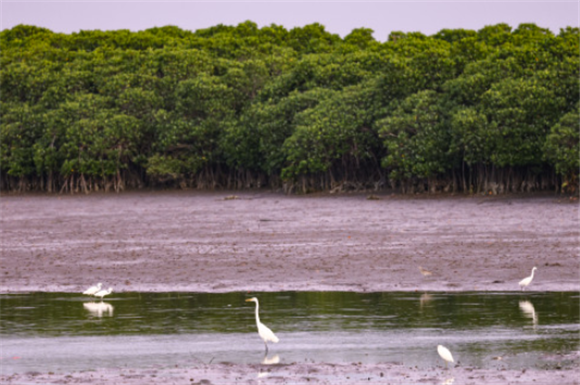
261 353 280 365
1 291 578 375
518 300 537 328
1 292 577 337
83 302 114 317
441 377 455 385
257 354 280 380
419 293 433 309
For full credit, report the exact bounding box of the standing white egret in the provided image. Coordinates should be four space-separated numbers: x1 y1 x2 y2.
437 345 454 368
246 297 279 352
94 287 113 300
518 267 537 291
82 282 102 296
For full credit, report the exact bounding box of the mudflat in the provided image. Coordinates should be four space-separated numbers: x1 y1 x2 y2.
1 191 578 293
1 192 579 385
3 361 578 385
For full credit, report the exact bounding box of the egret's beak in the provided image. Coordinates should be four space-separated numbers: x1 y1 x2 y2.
245 298 253 302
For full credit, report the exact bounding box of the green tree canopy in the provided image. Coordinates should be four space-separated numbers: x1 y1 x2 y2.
1 22 577 194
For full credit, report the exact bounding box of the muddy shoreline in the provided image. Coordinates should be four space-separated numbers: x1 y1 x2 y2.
1 191 578 294
3 361 579 385
2 191 579 384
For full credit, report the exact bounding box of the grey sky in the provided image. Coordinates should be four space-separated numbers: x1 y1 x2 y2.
1 1 578 41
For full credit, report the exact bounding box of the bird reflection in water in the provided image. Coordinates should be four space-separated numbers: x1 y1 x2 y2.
261 353 280 365
441 377 455 385
83 301 114 317
419 293 433 309
519 300 537 328
257 354 280 379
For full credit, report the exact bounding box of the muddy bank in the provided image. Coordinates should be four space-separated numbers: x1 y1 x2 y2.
2 360 579 385
1 191 578 293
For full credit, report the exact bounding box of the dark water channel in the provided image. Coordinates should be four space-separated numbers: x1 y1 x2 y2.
1 291 578 374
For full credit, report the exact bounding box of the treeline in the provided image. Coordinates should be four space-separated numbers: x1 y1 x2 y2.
1 22 578 194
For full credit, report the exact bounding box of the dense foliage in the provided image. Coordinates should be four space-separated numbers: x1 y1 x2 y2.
1 22 578 194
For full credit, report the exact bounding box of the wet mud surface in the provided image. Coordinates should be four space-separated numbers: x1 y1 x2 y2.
1 191 578 293
1 191 579 384
2 360 579 385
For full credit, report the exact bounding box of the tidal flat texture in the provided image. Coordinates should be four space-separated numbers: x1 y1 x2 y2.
1 192 578 293
1 192 579 384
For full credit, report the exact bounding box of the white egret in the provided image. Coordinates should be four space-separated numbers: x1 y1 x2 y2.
82 282 102 296
437 345 454 368
94 287 113 300
518 267 537 291
246 297 279 352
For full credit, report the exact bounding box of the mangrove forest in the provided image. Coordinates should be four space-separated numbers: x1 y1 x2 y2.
1 22 578 194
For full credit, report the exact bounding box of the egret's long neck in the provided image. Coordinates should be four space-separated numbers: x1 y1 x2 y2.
254 301 261 326
530 269 535 278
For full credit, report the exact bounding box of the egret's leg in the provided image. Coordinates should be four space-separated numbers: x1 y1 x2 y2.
264 342 269 353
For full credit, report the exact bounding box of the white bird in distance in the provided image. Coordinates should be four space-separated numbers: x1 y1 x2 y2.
82 282 102 296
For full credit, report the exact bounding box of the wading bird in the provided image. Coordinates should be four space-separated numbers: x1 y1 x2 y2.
246 297 279 352
437 345 454 368
94 287 113 300
518 267 537 291
82 282 102 296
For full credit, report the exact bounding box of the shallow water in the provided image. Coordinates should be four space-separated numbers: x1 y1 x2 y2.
1 291 578 374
